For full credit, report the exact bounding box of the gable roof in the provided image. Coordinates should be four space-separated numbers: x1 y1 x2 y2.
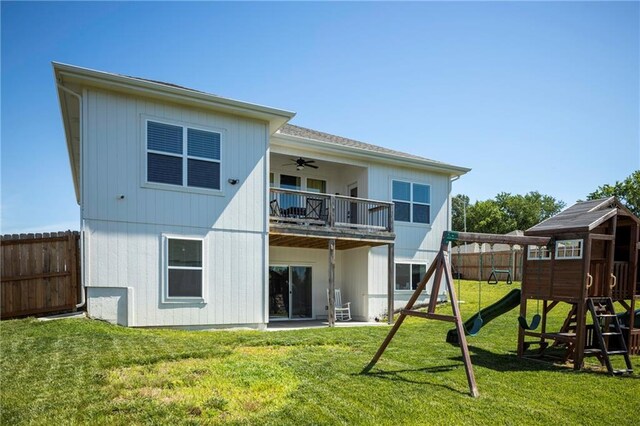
526 197 640 235
53 62 296 133
275 124 470 176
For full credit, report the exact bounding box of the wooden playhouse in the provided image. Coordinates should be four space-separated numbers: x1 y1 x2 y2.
519 197 639 373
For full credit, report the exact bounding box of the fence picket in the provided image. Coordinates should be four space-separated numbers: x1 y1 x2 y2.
1 231 80 319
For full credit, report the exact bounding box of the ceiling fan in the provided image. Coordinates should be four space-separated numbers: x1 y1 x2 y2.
282 157 318 170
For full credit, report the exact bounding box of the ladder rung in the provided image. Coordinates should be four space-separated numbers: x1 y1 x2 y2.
605 350 628 355
601 332 621 336
612 369 633 375
583 348 602 354
596 314 616 317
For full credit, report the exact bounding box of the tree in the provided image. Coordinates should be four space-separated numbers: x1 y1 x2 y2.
452 191 565 234
587 171 640 216
451 194 470 231
495 191 565 231
466 200 514 234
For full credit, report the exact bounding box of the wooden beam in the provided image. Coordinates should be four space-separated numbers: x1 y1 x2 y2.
269 234 389 250
517 281 527 358
270 225 395 242
574 235 592 370
388 243 395 325
428 238 449 314
544 300 560 313
401 310 456 323
590 234 615 241
443 231 551 246
442 252 479 397
328 239 336 327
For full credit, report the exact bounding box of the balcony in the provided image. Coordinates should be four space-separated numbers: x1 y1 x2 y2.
269 188 395 249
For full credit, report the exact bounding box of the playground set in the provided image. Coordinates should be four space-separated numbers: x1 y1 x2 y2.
364 197 638 397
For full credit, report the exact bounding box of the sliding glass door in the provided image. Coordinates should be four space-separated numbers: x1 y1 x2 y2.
269 265 312 320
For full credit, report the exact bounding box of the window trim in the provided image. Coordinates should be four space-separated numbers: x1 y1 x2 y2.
395 262 428 292
162 234 207 304
142 116 225 196
391 179 431 225
555 239 584 260
527 245 551 260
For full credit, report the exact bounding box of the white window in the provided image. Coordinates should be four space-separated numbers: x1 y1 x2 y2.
395 263 427 291
146 120 221 190
165 237 204 301
392 180 430 224
555 239 583 260
528 245 551 260
306 178 327 194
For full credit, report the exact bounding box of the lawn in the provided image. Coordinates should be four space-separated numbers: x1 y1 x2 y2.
1 281 638 425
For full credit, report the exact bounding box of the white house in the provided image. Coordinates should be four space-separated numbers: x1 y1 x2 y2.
54 62 470 328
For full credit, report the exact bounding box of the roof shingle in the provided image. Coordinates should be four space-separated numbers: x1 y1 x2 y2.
277 124 463 169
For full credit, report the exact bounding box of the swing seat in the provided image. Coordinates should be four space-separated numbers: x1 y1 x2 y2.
487 269 512 285
518 313 541 330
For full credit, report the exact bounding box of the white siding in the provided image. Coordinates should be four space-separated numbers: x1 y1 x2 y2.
341 247 371 320
367 164 451 316
82 89 269 327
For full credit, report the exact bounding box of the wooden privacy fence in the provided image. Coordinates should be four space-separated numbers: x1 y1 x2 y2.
451 250 525 282
1 231 81 319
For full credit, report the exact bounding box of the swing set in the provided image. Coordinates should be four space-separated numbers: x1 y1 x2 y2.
456 242 540 336
486 244 514 285
363 230 550 397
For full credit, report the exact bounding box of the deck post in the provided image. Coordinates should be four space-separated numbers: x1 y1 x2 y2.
328 238 336 327
575 234 592 369
388 243 395 324
517 279 527 358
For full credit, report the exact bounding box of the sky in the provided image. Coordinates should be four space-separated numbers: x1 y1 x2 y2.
1 1 638 234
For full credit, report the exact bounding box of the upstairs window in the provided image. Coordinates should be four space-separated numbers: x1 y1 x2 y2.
392 180 431 224
147 120 221 190
555 239 583 260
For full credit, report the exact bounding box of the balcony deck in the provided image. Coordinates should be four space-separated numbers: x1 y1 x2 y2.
269 188 395 249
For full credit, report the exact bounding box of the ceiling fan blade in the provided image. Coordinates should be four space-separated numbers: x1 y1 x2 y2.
306 164 319 169
303 160 316 164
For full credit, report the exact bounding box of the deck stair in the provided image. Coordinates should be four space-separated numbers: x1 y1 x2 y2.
586 297 633 375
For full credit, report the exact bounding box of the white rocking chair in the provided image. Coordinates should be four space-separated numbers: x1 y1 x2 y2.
327 288 351 321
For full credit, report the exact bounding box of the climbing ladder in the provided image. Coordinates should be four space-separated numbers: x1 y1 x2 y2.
553 305 578 363
586 297 633 375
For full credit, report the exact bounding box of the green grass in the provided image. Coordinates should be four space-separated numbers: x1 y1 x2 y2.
2 281 638 425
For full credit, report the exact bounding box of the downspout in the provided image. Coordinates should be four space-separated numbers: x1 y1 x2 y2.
445 175 461 302
449 175 461 231
57 82 86 309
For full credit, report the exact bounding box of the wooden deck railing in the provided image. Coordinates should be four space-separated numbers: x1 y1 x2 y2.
269 188 394 233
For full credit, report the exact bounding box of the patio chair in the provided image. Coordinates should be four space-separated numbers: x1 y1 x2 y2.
270 199 282 218
305 197 326 222
327 288 351 321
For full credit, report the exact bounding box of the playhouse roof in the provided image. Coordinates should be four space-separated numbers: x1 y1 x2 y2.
525 197 640 235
